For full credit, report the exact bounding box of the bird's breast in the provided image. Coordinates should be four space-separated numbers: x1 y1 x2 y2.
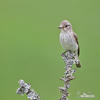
60 32 78 51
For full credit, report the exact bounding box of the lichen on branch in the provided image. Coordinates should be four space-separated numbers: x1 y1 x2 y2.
16 80 40 100
16 51 80 100
59 51 80 100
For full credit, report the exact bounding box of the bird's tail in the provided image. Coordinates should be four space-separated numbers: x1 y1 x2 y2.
76 61 81 68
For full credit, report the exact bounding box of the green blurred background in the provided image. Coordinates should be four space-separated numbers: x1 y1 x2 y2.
0 0 100 100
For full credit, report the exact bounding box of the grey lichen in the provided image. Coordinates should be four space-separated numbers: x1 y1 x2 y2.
16 51 80 100
16 80 40 100
59 51 80 100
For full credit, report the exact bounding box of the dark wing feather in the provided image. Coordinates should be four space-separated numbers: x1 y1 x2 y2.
73 33 80 56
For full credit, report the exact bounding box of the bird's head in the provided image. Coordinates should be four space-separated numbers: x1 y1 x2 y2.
58 20 72 32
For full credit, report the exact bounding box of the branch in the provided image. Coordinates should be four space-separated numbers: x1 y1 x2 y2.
16 80 40 100
16 51 80 100
59 51 80 100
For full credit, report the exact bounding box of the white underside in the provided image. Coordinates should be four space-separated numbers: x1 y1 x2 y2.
60 31 78 52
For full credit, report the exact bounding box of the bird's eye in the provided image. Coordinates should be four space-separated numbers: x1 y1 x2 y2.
65 25 68 27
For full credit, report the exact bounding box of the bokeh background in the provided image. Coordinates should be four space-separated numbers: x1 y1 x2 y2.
0 0 100 100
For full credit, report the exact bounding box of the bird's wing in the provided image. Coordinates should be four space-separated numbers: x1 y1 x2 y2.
73 33 80 56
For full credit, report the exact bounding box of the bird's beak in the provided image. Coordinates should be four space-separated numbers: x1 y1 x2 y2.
58 26 63 29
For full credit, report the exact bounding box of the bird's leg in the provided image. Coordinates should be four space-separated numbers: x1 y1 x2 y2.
61 51 67 57
61 50 72 57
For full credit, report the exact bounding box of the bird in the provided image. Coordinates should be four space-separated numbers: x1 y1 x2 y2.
58 20 81 68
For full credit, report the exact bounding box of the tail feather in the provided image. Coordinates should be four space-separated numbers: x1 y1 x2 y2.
76 61 81 68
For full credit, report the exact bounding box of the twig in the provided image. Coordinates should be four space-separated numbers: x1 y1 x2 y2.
16 51 80 100
59 51 80 100
16 80 40 100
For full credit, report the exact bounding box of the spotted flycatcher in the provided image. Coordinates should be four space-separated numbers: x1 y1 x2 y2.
59 20 81 67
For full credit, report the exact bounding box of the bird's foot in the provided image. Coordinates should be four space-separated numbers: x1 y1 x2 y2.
61 51 67 57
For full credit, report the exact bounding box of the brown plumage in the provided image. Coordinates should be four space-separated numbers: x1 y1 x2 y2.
73 33 80 56
73 33 81 67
